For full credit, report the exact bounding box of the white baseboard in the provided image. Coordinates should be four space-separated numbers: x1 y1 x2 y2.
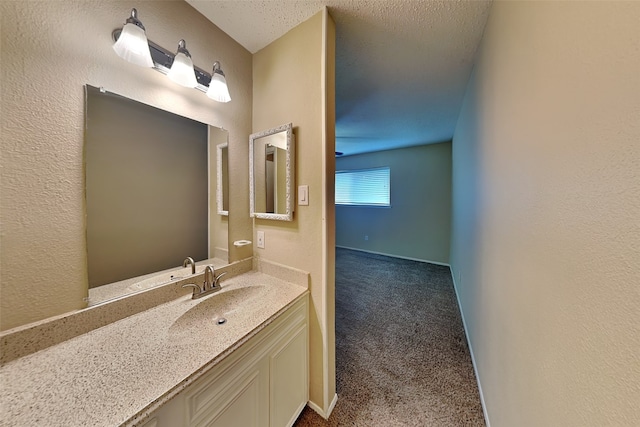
336 245 450 267
327 393 338 418
307 393 338 420
450 269 491 427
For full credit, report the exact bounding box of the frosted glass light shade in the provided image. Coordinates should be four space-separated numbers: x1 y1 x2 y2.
167 52 198 88
112 23 153 68
206 72 231 103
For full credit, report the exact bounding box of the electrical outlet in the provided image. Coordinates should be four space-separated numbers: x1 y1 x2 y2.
364 235 368 241
257 231 265 249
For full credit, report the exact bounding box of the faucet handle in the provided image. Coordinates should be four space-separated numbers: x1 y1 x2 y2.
182 283 202 298
214 272 227 287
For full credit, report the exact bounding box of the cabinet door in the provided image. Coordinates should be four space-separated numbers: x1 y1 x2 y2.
139 417 159 427
270 323 308 427
187 357 269 427
147 392 185 427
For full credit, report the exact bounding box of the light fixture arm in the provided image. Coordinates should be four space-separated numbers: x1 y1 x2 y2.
212 61 222 74
125 8 146 30
176 39 191 58
112 29 223 95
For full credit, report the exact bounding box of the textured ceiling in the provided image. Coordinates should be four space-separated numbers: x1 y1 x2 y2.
186 0 492 156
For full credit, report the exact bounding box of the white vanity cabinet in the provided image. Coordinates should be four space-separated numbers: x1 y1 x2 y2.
144 295 308 427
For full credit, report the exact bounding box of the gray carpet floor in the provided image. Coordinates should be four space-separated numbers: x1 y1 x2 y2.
294 248 485 426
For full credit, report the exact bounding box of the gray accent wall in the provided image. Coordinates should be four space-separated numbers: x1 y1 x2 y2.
336 142 452 264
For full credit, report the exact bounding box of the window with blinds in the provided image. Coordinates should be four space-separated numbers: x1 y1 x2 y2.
335 167 391 207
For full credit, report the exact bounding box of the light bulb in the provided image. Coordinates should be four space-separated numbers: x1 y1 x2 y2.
167 40 198 88
112 9 153 68
206 63 231 103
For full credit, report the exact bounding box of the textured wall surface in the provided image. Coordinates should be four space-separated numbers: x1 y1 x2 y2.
252 10 336 414
0 1 252 330
450 1 640 425
336 142 452 264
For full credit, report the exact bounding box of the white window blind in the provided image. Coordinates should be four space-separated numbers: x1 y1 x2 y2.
336 167 390 206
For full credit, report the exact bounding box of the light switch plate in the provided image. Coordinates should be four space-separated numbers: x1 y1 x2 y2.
257 231 265 249
298 185 309 206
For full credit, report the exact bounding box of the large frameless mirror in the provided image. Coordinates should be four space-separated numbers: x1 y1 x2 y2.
249 123 295 221
84 85 229 305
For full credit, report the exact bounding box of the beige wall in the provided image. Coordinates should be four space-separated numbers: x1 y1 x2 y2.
252 9 336 415
451 1 640 426
0 1 252 330
336 142 452 264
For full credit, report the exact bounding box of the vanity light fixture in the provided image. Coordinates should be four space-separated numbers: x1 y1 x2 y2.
206 62 231 103
112 8 153 68
112 8 231 102
167 40 198 88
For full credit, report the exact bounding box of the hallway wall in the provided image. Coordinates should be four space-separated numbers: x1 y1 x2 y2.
450 1 640 426
252 9 336 415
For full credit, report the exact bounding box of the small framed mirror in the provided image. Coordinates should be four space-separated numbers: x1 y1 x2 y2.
250 123 295 221
216 142 229 216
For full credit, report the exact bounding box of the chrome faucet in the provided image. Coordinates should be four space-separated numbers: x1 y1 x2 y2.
183 257 196 275
182 265 227 299
204 265 216 290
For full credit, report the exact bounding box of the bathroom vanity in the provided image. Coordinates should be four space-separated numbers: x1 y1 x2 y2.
144 296 308 427
0 268 309 427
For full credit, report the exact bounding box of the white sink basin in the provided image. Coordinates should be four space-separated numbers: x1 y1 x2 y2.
169 285 267 338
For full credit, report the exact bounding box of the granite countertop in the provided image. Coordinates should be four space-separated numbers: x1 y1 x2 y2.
0 271 307 427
